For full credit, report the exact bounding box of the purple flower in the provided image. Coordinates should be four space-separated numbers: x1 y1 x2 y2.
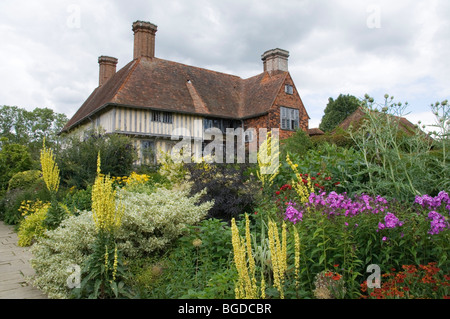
382 236 387 241
378 212 403 231
415 191 450 212
427 211 449 235
285 203 303 224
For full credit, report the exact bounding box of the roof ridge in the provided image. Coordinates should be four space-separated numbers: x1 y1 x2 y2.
154 57 244 80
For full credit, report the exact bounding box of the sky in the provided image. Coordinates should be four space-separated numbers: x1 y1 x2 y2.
0 0 449 131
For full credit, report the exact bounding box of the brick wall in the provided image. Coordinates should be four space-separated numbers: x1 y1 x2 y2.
244 72 309 141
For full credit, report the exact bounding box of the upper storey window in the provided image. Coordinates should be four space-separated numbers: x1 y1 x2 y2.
285 84 293 95
280 106 299 130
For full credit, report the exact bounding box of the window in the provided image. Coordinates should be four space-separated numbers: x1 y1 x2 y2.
280 106 299 130
141 140 155 164
285 84 293 95
244 129 254 143
152 111 173 124
163 112 173 124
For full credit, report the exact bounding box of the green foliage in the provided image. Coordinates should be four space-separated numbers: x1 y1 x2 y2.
280 129 313 159
311 127 355 149
57 129 137 189
0 177 50 225
130 218 236 299
348 94 445 201
273 142 367 197
17 202 49 247
0 105 68 161
63 186 92 214
30 185 213 298
72 233 132 299
116 186 213 258
319 94 360 132
43 201 71 230
8 170 43 191
0 138 33 191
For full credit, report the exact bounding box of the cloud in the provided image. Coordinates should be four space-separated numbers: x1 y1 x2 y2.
0 0 448 126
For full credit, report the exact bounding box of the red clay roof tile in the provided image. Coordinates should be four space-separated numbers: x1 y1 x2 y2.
62 56 288 132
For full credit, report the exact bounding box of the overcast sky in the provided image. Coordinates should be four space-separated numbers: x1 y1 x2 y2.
0 0 449 130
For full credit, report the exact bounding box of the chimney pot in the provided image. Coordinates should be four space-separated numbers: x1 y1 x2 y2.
98 56 118 86
132 20 158 59
261 48 289 73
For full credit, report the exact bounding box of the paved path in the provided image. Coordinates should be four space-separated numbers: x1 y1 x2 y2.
0 222 47 299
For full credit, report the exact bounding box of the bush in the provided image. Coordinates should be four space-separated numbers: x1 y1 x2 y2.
311 127 355 149
30 185 214 298
57 129 137 189
63 186 92 214
280 129 313 159
0 180 50 225
273 143 367 197
348 96 444 201
0 139 34 191
8 170 43 191
185 162 258 221
131 218 236 299
116 186 213 258
30 211 96 298
17 201 50 247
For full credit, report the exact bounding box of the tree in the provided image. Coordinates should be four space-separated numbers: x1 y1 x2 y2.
319 94 361 133
0 105 68 160
0 138 33 191
57 129 138 189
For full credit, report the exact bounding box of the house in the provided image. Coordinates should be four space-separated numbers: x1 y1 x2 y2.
61 21 310 163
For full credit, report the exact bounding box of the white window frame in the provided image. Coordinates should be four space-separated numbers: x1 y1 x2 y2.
280 106 299 131
285 84 294 95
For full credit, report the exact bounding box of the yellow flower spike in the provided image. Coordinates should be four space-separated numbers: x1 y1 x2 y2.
245 214 255 276
112 245 118 281
92 153 123 233
294 228 300 289
40 138 60 194
231 217 258 299
268 219 285 299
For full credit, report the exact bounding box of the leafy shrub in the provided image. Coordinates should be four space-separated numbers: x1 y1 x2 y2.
63 186 92 214
116 187 213 258
311 127 355 149
280 129 313 159
8 170 43 191
17 201 50 247
185 162 258 221
57 129 137 189
0 139 34 191
273 143 367 197
30 186 214 298
347 95 447 201
131 218 236 299
0 180 50 225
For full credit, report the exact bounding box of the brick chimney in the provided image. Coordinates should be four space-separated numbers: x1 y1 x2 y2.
261 48 289 73
132 20 158 59
98 56 118 86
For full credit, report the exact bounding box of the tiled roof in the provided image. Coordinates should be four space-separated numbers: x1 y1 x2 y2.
62 57 287 132
338 107 429 138
307 128 324 136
